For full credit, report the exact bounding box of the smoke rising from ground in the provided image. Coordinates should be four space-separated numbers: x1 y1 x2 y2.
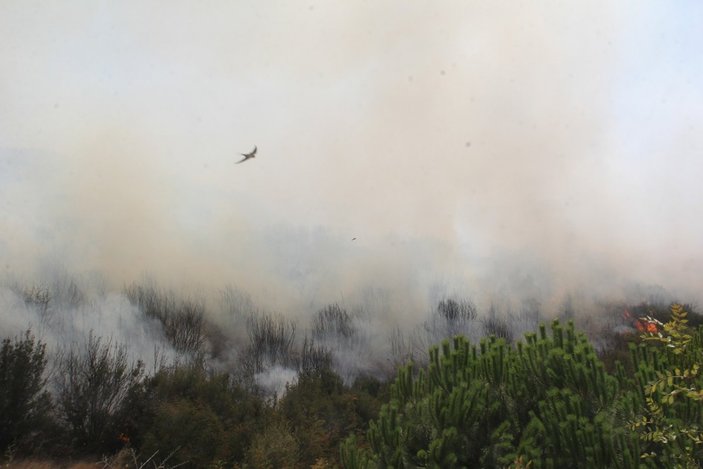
1 2 702 380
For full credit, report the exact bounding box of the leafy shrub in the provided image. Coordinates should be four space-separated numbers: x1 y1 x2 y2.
0 331 53 455
140 399 227 468
281 365 386 468
245 419 300 469
630 304 703 466
131 364 264 467
54 334 144 455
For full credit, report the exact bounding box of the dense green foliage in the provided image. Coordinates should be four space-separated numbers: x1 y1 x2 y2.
128 365 266 467
630 304 703 467
0 331 53 454
280 368 388 467
342 305 703 468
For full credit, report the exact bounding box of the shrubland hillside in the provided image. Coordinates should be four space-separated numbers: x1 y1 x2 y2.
1 276 702 468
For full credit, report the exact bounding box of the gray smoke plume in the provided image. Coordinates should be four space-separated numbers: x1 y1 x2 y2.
1 3 702 386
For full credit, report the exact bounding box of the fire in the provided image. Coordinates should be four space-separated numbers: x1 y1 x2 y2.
622 307 659 334
634 320 645 332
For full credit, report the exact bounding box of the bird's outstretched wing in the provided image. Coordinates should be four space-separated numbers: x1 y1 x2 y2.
241 146 257 157
236 146 257 164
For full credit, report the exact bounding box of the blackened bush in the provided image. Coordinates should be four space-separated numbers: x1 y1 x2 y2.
411 297 480 361
242 312 297 376
50 273 85 308
437 298 477 323
300 337 333 375
124 283 206 356
0 331 53 455
483 316 513 342
21 286 51 317
312 304 355 340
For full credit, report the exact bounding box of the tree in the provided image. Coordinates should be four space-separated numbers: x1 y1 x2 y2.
630 304 703 467
0 331 53 455
55 334 144 455
342 321 645 468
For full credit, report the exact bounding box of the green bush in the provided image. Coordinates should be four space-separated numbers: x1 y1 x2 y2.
130 364 265 467
245 419 300 469
54 334 144 455
0 331 53 455
629 304 703 467
140 399 228 468
341 321 649 468
270 348 390 469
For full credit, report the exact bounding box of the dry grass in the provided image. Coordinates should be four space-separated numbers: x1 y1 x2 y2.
2 448 184 469
2 461 102 469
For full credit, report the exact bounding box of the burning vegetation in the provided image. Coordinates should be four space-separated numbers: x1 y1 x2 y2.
1 275 702 467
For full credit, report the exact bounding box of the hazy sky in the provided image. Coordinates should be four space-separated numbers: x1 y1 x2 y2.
1 2 702 311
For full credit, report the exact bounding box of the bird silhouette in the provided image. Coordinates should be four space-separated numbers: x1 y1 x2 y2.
236 146 257 164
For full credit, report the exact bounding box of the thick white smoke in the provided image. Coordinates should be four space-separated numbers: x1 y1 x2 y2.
1 2 701 387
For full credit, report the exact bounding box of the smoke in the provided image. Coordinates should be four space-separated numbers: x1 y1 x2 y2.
254 365 298 399
0 272 180 374
1 2 702 384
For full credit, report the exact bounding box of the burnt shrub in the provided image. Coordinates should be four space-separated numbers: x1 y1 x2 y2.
124 283 206 357
312 304 355 340
437 298 477 324
241 312 297 378
300 337 333 375
411 297 480 361
483 316 514 343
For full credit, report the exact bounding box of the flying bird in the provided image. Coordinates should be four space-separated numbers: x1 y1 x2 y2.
236 146 257 164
